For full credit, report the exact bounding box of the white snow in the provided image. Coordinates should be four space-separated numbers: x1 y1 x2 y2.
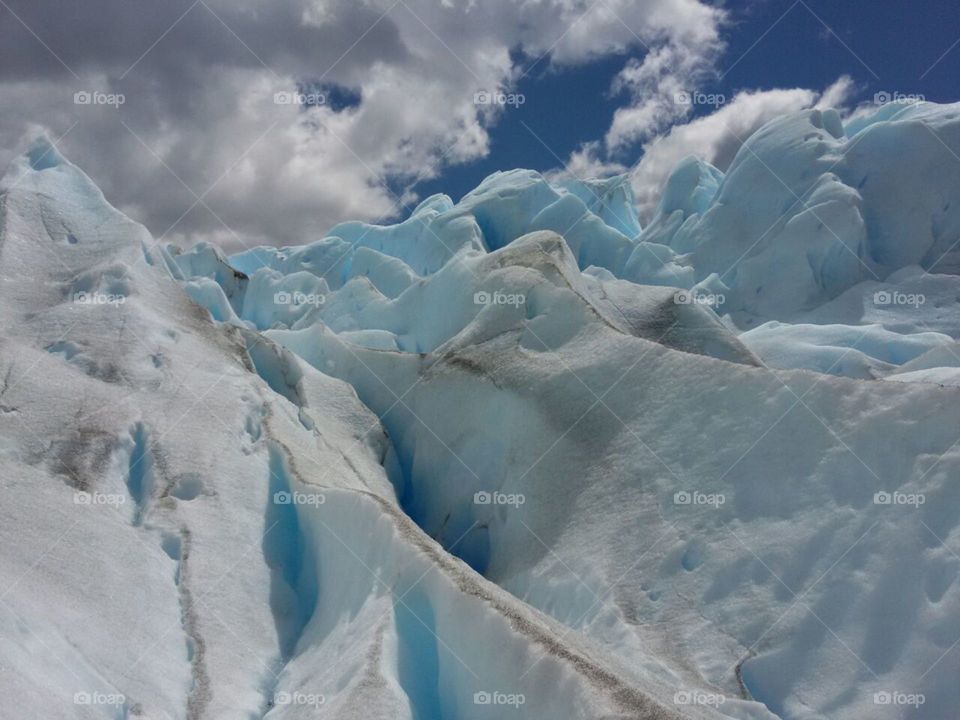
4 100 960 720
0 139 690 720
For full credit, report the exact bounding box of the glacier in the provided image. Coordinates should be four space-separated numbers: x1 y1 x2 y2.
2 100 960 720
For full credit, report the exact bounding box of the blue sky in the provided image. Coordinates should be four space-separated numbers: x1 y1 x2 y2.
418 0 960 205
2 0 957 248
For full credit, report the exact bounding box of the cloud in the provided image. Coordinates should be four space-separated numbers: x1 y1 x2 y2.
605 37 724 151
550 141 628 181
815 75 858 111
627 76 856 221
0 0 724 250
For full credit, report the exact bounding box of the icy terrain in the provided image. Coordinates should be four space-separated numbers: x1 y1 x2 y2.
2 100 960 720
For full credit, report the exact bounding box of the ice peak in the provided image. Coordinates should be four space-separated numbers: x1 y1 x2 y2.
25 135 66 171
1 135 68 189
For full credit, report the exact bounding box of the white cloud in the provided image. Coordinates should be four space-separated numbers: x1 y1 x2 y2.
605 39 723 150
815 75 858 111
627 76 856 221
552 141 628 180
0 0 725 250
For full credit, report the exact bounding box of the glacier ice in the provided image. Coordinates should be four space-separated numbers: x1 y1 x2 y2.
739 322 953 378
3 101 960 720
0 139 690 720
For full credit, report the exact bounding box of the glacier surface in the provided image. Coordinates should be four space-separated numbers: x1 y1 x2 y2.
3 100 960 720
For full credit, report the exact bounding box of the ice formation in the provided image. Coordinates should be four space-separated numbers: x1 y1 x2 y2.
3 100 960 720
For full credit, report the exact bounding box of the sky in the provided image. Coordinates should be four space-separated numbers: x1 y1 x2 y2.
0 0 958 250
421 0 960 205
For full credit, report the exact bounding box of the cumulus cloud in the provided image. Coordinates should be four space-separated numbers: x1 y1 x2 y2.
626 75 856 221
553 141 628 180
815 75 857 110
0 0 724 250
605 38 723 151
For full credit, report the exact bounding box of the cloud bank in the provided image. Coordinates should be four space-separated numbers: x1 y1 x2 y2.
0 0 724 249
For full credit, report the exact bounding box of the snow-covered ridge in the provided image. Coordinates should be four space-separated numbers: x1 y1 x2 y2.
178 101 960 378
0 139 696 719
168 100 960 720
2 100 960 720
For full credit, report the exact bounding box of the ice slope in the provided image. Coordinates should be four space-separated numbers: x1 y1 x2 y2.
7 98 960 720
213 101 960 381
738 322 952 379
165 102 960 720
265 253 960 720
634 103 960 323
230 168 642 285
620 102 960 381
0 140 707 719
555 175 643 240
882 342 960 387
795 265 960 339
182 229 758 366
